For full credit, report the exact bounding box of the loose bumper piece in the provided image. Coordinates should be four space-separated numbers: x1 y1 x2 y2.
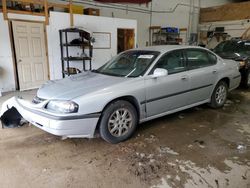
0 107 25 128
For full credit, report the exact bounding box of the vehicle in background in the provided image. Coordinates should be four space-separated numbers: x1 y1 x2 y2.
0 46 241 144
213 39 250 88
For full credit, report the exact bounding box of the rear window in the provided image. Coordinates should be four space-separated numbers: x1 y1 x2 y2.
214 40 250 53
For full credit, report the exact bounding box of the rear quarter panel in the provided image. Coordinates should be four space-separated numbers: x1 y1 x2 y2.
216 57 241 91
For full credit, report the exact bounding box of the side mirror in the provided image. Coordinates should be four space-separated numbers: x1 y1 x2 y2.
153 68 168 78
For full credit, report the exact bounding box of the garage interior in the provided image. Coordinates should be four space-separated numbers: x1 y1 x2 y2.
0 0 250 187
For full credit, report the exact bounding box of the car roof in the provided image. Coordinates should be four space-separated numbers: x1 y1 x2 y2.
129 45 207 54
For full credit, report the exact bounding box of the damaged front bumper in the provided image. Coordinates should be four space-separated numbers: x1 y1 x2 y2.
0 97 100 138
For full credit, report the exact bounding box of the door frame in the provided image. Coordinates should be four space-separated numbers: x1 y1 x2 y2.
8 19 50 90
117 28 135 54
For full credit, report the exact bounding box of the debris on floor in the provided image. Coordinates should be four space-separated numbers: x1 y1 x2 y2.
0 107 26 128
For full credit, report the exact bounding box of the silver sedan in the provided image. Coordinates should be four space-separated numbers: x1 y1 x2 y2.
0 45 241 143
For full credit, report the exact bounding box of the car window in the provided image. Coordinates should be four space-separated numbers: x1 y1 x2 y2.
186 49 215 70
207 52 217 64
214 40 250 54
152 50 186 75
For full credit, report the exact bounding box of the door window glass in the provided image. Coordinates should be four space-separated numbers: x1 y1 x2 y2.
186 49 216 69
153 50 186 74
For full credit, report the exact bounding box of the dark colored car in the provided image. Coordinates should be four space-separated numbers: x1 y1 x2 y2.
213 39 250 88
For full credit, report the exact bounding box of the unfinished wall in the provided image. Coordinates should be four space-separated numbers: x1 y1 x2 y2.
0 12 136 92
0 14 15 92
0 13 46 92
47 11 137 80
200 0 232 8
199 19 250 49
61 0 232 47
200 1 250 23
199 1 250 49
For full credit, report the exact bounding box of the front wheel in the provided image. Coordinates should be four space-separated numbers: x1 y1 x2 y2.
209 81 228 109
99 100 138 144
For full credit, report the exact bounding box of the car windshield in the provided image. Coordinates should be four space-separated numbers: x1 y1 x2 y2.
94 50 160 77
214 40 250 54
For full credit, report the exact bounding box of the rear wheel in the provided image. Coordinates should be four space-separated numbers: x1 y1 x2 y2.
209 81 228 109
99 100 138 144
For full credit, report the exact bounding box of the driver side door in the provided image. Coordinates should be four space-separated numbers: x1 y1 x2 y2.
144 50 190 118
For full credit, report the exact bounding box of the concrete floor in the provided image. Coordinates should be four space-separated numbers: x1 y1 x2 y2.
0 89 250 188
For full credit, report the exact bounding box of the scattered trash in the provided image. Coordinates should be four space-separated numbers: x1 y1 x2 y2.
178 114 185 119
150 159 156 163
194 107 203 111
194 140 204 145
235 100 241 103
215 179 219 187
237 144 247 153
147 154 154 159
140 153 145 158
225 178 229 186
138 162 143 166
226 100 234 104
224 100 234 107
199 125 206 128
158 146 179 155
0 107 26 128
194 140 205 148
43 168 48 172
144 134 158 143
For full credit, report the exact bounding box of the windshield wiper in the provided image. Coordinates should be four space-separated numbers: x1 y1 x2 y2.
125 68 136 77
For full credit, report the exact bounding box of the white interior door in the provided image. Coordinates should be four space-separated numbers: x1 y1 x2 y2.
12 21 49 91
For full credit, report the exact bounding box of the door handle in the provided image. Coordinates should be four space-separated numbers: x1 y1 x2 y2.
212 70 217 74
181 76 188 80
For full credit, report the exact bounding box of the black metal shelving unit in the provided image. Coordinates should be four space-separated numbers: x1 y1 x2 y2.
59 28 93 78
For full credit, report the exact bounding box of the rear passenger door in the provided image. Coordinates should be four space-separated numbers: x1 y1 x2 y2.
184 49 218 105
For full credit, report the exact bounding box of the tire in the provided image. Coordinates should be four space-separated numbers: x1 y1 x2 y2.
99 100 138 144
242 70 250 89
209 81 228 109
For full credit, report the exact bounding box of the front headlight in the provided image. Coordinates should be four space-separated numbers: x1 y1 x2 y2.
46 100 79 113
239 61 246 67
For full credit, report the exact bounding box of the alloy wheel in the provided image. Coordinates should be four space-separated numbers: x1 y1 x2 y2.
108 108 133 137
215 85 227 105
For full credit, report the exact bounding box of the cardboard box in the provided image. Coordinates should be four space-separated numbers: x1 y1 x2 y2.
72 5 84 14
84 8 100 16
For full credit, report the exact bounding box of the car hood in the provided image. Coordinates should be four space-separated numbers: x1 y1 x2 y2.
37 71 126 100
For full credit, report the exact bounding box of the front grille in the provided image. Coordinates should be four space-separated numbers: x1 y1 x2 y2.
32 96 46 104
